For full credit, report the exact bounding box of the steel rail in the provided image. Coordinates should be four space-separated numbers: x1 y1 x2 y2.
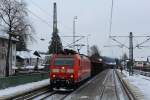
99 70 110 100
22 90 51 100
113 70 120 100
115 70 137 100
11 86 50 100
59 93 72 100
38 91 57 100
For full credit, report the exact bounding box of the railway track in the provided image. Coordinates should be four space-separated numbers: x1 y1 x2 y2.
10 69 136 100
61 69 137 100
115 70 137 100
99 70 109 100
63 70 109 100
11 85 72 100
11 86 51 100
92 69 136 100
51 70 137 100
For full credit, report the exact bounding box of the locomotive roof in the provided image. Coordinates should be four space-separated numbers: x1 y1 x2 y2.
55 54 75 57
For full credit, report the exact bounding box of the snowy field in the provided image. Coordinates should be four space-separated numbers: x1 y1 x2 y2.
122 70 150 100
0 79 50 99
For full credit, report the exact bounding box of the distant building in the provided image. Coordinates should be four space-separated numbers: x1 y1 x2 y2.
134 57 147 68
0 32 17 77
16 51 48 69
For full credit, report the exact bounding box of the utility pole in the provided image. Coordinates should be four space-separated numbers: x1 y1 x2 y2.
53 3 57 53
129 32 133 75
53 2 57 33
73 16 77 50
109 32 150 76
86 34 91 56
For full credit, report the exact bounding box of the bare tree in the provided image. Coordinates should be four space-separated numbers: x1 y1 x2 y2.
121 53 128 62
0 0 34 76
90 45 101 58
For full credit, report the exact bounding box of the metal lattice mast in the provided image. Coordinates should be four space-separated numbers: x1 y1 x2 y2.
129 32 133 75
53 2 58 53
53 2 57 33
73 16 77 50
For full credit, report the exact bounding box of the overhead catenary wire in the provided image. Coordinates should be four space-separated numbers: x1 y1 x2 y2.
106 0 116 57
30 0 50 16
64 36 86 48
29 0 72 32
109 0 114 37
107 0 128 49
135 37 150 48
27 9 69 36
27 1 75 51
27 9 52 28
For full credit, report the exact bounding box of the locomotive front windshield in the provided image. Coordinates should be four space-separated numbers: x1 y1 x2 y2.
54 58 73 66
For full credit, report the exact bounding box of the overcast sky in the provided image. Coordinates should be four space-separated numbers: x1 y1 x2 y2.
26 0 150 58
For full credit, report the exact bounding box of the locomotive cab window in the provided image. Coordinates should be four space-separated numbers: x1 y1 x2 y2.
54 58 73 66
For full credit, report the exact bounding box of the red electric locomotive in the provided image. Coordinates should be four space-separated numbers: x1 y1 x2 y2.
49 52 91 89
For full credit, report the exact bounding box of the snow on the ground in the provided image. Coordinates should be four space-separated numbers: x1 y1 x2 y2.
0 79 50 99
123 70 150 100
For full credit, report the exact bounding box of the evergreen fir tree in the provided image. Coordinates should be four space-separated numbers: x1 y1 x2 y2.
48 3 63 54
48 30 63 54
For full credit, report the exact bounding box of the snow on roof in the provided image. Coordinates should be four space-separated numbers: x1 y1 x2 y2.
40 54 52 59
16 51 52 59
106 62 116 65
0 32 9 39
16 51 37 59
134 57 147 61
24 65 45 69
0 31 18 41
99 58 103 61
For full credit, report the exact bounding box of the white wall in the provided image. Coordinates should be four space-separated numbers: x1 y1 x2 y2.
0 38 16 77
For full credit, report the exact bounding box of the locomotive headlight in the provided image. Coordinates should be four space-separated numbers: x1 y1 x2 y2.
52 74 56 78
52 69 59 73
70 74 74 78
67 69 74 73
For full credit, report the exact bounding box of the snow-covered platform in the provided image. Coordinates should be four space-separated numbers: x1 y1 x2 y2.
122 70 150 100
0 79 50 100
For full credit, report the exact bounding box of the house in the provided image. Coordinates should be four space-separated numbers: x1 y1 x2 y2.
134 57 147 68
16 51 38 69
16 50 47 69
0 32 17 77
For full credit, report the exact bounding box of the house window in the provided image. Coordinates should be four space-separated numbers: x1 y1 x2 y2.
12 55 15 62
2 53 4 59
0 50 1 59
2 53 5 59
2 40 5 47
1 48 6 59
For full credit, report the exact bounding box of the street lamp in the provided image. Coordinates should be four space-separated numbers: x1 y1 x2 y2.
73 16 77 50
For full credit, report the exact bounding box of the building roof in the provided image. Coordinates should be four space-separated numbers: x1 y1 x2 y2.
16 51 37 59
16 51 50 59
134 57 147 62
0 31 18 41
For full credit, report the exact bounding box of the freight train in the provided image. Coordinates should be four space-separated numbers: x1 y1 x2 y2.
49 49 103 90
